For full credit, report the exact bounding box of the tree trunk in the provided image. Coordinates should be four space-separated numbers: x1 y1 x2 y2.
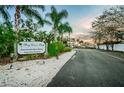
14 6 20 62
69 32 71 47
111 44 114 51
97 44 100 49
53 28 58 41
106 44 109 51
15 6 20 36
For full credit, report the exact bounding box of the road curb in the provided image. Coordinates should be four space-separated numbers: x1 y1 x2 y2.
46 50 77 87
66 50 77 62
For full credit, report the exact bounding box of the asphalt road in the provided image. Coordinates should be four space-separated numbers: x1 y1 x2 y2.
47 49 124 87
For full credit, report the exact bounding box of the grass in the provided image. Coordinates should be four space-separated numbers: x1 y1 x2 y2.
99 50 124 59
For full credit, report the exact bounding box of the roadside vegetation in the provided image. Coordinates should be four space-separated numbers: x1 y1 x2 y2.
99 49 124 59
0 5 72 64
107 51 124 59
91 6 124 51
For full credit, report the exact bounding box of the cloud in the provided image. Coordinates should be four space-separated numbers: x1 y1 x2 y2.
70 13 103 42
70 15 96 42
77 16 93 29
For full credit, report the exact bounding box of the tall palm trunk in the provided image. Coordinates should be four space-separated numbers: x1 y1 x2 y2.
69 32 71 47
15 6 20 37
53 28 58 41
97 44 100 49
14 6 20 62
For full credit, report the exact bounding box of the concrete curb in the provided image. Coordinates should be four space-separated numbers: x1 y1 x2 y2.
45 50 77 87
66 50 77 62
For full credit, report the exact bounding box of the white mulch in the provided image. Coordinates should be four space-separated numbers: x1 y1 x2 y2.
0 50 76 87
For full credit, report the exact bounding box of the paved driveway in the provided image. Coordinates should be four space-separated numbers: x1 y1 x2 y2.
47 49 124 87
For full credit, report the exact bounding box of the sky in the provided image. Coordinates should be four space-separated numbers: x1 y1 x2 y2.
0 5 113 43
44 5 112 43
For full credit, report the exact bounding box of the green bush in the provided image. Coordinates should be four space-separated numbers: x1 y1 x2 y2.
63 47 72 52
0 24 16 58
56 41 65 53
48 41 65 56
48 42 57 56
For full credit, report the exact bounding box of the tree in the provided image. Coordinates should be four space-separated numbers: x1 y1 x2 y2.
58 23 65 40
58 22 72 47
92 6 124 51
58 22 67 41
14 5 45 40
13 5 45 61
65 23 72 47
46 6 68 41
91 31 103 49
0 5 12 22
0 22 16 58
35 31 46 42
18 18 44 41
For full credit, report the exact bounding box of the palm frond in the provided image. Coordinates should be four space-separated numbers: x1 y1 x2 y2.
51 6 57 13
28 5 45 11
0 6 10 22
58 10 68 20
42 19 52 25
22 7 44 26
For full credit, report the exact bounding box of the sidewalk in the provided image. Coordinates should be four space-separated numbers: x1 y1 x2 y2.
0 50 76 87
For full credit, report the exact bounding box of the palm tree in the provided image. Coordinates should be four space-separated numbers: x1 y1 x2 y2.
0 5 13 23
58 23 65 41
13 5 45 61
65 23 72 47
0 5 46 61
35 31 46 42
58 22 72 42
46 6 68 41
14 5 45 39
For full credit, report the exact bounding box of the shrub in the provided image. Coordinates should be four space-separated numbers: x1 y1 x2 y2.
48 42 58 56
56 41 65 53
63 47 72 52
0 24 16 58
48 41 65 56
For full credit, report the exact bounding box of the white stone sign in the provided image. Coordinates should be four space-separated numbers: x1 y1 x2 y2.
17 42 46 54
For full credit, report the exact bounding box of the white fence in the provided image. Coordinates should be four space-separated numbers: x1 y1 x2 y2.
97 44 124 52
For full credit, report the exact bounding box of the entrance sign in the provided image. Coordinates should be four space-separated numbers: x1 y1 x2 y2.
17 42 45 54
